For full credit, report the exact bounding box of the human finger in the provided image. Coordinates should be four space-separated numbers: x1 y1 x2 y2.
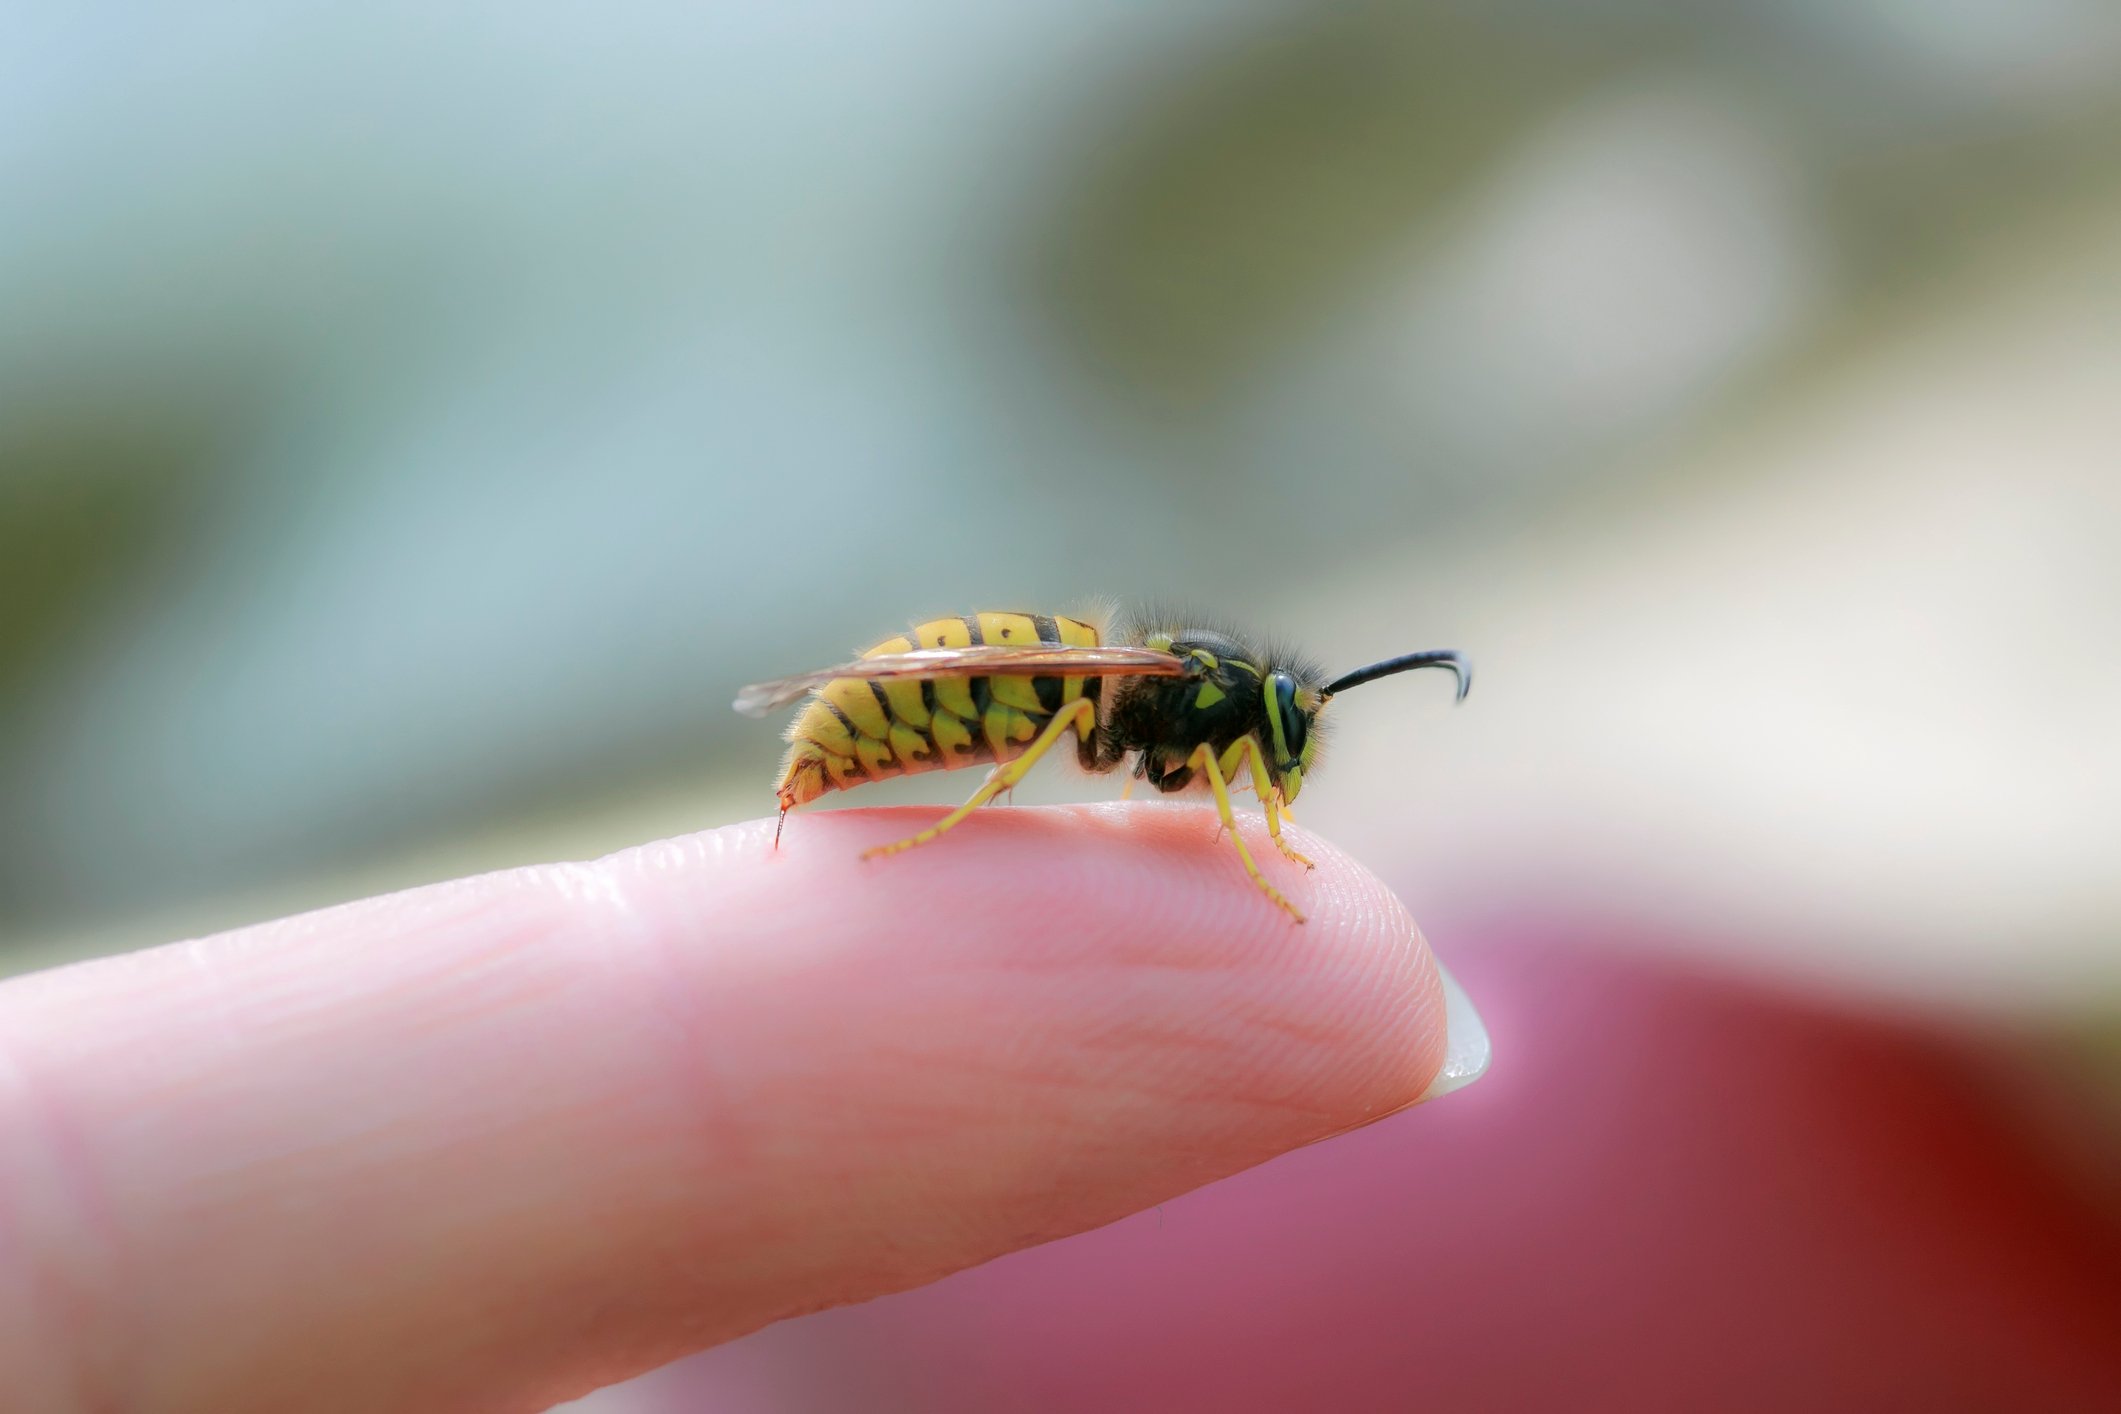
0 803 1481 1412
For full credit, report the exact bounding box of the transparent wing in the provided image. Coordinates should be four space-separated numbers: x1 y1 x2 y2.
733 644 1187 717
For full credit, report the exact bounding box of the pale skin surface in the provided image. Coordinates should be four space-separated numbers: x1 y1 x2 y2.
0 804 1449 1413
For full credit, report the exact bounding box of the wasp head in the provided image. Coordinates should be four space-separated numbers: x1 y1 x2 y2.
1261 669 1324 803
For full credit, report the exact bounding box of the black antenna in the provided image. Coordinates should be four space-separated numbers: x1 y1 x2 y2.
1321 650 1471 702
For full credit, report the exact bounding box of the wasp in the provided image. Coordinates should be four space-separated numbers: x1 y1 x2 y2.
734 610 1469 923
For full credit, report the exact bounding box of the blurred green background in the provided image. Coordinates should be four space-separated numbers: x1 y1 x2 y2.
3 5 2117 1066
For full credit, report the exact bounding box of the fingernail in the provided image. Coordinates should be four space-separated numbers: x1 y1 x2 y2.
1420 959 1491 1102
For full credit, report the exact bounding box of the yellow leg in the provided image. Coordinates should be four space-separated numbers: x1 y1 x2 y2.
863 697 1095 860
1120 775 1136 801
1226 735 1313 870
1207 741 1243 845
1188 742 1305 924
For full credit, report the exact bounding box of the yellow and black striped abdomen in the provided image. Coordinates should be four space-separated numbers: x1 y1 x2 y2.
775 612 1102 810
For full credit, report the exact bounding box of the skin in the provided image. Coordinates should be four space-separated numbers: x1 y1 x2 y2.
0 803 1450 1413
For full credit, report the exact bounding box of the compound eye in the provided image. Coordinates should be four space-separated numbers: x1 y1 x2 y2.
1271 672 1306 762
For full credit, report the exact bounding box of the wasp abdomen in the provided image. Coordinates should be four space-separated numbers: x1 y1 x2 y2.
775 611 1103 810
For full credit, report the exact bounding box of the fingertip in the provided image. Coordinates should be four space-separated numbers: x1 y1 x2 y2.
611 801 1454 1133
